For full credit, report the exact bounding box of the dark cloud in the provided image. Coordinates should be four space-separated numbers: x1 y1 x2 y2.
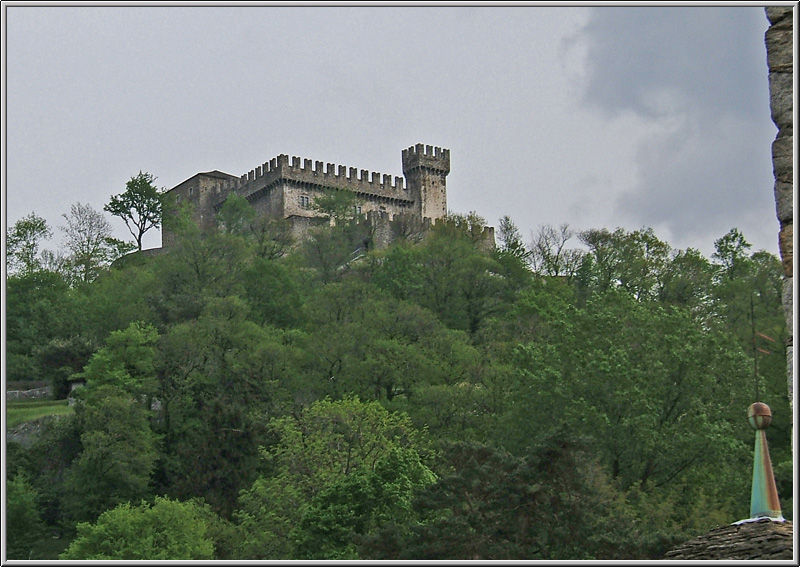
581 7 770 119
578 7 777 253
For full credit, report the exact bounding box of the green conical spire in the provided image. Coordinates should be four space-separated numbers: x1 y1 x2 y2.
746 402 783 521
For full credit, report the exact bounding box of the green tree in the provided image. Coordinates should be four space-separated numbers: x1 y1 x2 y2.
5 269 71 382
154 297 279 516
73 321 160 403
23 416 83 530
292 448 436 559
63 384 160 523
493 215 533 290
216 196 293 259
367 216 503 335
657 247 714 311
499 289 752 494
234 396 431 558
242 257 303 328
6 473 48 560
712 227 752 282
312 188 362 223
578 227 671 300
250 217 295 260
65 257 160 343
378 438 618 560
153 226 250 323
60 497 216 560
267 395 430 495
104 171 163 251
6 212 53 275
299 221 367 284
216 193 256 236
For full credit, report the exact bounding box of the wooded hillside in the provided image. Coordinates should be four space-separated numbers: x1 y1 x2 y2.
5 199 792 560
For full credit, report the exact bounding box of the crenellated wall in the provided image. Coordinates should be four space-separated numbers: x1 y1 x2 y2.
764 7 794 425
162 144 452 247
217 153 414 203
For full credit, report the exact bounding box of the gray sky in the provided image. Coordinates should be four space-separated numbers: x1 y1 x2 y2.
3 3 784 258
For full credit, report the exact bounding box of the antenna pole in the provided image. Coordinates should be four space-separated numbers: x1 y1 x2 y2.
750 294 759 402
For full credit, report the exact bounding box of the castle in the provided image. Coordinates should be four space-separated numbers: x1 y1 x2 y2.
162 143 453 249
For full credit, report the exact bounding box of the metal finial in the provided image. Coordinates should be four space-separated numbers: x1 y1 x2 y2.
745 402 783 521
747 401 772 430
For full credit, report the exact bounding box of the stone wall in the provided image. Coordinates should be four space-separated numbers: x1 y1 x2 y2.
6 386 51 401
765 7 794 422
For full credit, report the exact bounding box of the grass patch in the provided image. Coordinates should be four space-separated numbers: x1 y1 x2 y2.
7 399 61 409
7 399 73 428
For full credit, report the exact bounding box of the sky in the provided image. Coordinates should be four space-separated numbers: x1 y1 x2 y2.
3 3 788 259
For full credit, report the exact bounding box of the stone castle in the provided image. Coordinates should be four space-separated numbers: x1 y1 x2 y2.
162 143 457 249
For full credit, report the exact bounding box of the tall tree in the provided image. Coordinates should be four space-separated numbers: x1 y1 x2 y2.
61 202 133 283
493 216 533 290
63 384 160 524
154 297 279 516
105 171 164 251
712 227 752 282
530 223 584 280
6 212 53 275
578 227 672 300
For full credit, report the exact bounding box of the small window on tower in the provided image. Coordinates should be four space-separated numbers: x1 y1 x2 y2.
299 195 310 209
176 195 181 203
188 187 194 196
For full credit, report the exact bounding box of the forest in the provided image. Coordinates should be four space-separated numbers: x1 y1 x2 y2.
5 174 792 560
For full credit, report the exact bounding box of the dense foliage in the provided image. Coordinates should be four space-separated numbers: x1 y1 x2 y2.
4 196 791 560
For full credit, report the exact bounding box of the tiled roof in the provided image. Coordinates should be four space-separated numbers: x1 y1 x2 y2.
663 518 793 560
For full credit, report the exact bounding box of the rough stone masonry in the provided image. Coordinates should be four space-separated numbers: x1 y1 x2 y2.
765 7 793 423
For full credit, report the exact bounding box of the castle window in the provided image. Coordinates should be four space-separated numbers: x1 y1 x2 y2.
299 195 310 209
354 206 362 215
176 195 181 203
188 187 194 196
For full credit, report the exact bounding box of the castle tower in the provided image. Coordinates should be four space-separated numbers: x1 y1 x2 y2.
402 144 450 220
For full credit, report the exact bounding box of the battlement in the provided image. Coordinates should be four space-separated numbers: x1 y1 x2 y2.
200 151 419 205
402 143 451 175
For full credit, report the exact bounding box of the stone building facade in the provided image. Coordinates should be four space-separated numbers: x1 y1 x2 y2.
764 7 794 422
162 143 451 248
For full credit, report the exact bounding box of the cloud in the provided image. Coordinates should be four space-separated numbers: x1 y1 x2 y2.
579 7 769 119
576 6 777 254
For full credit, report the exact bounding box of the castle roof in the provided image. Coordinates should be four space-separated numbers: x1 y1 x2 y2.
167 170 238 191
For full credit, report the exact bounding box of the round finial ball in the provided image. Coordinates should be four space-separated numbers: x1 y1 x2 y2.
747 402 772 430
